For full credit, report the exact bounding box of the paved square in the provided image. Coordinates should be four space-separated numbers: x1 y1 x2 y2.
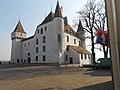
0 64 112 90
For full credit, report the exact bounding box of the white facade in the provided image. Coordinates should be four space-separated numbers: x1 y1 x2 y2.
10 1 91 66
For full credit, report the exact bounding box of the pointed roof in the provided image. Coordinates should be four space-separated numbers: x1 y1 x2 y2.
40 11 54 26
54 0 62 18
77 20 84 32
13 20 26 34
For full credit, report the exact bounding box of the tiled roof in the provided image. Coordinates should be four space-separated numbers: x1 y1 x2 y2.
22 36 34 41
39 12 54 26
13 20 26 34
64 24 79 38
69 45 91 54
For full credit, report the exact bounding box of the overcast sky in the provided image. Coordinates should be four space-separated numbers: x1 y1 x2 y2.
0 0 104 61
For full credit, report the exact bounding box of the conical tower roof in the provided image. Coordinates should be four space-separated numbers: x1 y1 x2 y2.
40 11 54 25
54 0 62 18
13 20 26 34
77 20 84 32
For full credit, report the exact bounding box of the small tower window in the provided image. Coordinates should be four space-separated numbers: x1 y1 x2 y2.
36 38 38 44
41 28 43 34
38 29 39 34
45 26 47 31
24 43 26 47
28 42 30 46
43 36 46 43
36 47 39 53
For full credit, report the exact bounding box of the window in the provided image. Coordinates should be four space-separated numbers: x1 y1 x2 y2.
36 56 38 61
66 46 69 51
28 42 30 46
36 38 38 44
43 36 46 43
88 55 91 59
81 54 83 59
74 39 76 44
45 26 47 31
58 34 61 42
43 46 46 52
28 52 30 56
66 55 68 61
24 43 26 47
85 54 87 59
36 47 38 53
38 29 39 33
41 28 43 34
17 59 19 63
67 36 69 42
79 41 81 46
21 59 23 63
43 55 46 61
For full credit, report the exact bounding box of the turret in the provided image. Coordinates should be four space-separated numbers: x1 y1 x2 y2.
53 0 64 64
76 20 86 48
54 0 63 18
11 20 26 63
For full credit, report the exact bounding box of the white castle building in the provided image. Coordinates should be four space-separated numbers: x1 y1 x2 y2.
11 1 91 66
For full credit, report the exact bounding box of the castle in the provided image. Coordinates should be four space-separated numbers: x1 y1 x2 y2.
11 1 91 66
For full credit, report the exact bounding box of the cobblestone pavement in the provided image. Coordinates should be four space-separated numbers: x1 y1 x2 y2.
0 64 113 90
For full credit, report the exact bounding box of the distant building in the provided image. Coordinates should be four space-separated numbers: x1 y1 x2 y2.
10 1 91 66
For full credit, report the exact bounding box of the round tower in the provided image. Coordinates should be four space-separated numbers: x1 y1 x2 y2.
53 0 65 64
11 20 26 63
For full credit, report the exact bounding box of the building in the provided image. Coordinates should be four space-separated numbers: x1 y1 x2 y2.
10 1 91 66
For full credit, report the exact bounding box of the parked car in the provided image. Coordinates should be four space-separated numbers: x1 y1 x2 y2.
92 58 111 69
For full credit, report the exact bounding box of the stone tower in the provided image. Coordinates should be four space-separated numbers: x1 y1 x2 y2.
53 0 65 64
11 20 26 63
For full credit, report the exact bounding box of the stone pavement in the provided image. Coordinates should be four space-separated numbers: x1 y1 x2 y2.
0 64 113 90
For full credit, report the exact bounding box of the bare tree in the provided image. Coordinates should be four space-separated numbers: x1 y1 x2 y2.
74 0 108 64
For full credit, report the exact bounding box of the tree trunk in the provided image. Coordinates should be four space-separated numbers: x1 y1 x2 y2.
103 45 109 58
91 30 96 64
